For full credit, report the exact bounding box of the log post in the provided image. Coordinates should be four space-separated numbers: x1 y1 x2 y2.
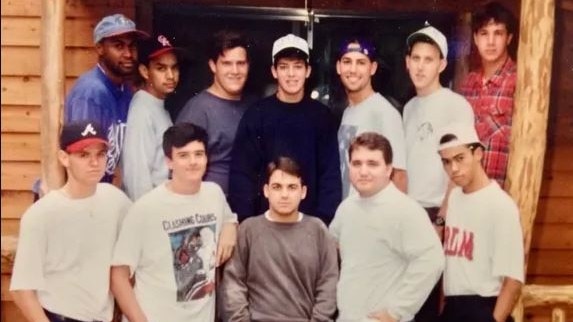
551 308 565 322
506 0 555 321
40 0 66 190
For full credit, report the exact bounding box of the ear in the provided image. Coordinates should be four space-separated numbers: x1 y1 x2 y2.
165 155 174 171
139 64 149 81
336 60 342 75
474 146 484 162
473 33 479 47
208 59 217 74
439 58 447 73
405 55 411 71
58 150 70 168
305 65 312 79
263 184 270 199
370 61 378 76
300 185 307 200
507 33 514 46
386 165 394 179
271 65 278 80
95 42 104 56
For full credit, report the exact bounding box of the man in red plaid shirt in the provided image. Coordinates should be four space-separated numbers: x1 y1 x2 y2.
459 2 517 187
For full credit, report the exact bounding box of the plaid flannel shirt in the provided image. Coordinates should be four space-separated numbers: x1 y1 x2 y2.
459 58 516 187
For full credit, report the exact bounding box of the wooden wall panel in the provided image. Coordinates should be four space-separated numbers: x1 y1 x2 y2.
536 198 573 224
1 76 78 106
539 172 573 198
0 191 34 220
1 105 41 133
0 161 40 191
528 250 573 276
1 133 41 161
0 47 94 78
1 218 20 236
1 0 132 18
531 224 573 250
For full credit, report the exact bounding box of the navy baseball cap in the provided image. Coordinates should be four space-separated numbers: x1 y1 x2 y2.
138 34 184 65
338 38 376 61
93 14 148 44
60 121 108 153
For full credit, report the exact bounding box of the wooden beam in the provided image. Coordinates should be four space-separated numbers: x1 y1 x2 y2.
508 0 555 320
41 0 65 191
522 285 573 307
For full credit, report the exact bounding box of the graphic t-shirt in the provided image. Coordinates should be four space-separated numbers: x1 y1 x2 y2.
112 182 237 322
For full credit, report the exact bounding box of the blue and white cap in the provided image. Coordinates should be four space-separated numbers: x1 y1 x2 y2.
93 14 148 44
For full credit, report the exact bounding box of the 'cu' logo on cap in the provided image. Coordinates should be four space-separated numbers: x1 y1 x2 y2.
157 35 172 47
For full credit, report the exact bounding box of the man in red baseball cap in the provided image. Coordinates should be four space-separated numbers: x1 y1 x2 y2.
10 120 132 322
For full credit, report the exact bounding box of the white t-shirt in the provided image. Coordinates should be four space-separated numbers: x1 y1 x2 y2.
122 90 173 201
338 93 406 198
403 87 474 207
443 181 524 296
330 183 444 322
10 184 132 322
112 182 237 322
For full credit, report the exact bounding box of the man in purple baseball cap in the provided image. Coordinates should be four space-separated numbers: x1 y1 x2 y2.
64 13 149 184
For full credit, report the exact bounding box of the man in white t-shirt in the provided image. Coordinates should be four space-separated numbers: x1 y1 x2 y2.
402 25 475 322
437 122 523 322
330 132 444 322
336 37 407 197
111 123 238 322
10 120 132 322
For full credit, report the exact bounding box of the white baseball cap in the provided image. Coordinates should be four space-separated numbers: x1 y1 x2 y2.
437 122 482 151
407 24 448 58
272 34 309 62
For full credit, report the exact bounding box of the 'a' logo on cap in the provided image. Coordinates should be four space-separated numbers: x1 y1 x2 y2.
157 35 172 47
81 123 97 137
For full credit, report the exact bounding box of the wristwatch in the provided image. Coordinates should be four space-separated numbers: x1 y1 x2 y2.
433 216 445 227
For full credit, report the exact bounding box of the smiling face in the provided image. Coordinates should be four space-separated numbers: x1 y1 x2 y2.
59 143 108 186
166 140 208 185
271 57 310 103
473 20 513 66
96 34 138 77
336 51 377 96
209 46 249 100
140 51 180 99
349 146 393 198
406 41 446 96
264 169 307 220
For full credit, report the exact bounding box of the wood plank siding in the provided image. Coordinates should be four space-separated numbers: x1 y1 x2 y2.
0 0 571 321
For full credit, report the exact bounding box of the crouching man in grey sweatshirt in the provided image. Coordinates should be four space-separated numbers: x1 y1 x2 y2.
222 156 339 321
330 132 445 322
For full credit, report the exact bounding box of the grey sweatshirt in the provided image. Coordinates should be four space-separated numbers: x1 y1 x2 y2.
222 213 338 322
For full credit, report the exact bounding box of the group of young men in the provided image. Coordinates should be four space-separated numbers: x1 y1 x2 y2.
10 2 525 322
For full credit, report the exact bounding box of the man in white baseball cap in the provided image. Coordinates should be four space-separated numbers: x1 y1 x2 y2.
437 122 523 322
402 23 475 322
229 33 342 225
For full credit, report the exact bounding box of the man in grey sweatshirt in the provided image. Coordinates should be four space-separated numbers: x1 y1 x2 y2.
222 156 338 321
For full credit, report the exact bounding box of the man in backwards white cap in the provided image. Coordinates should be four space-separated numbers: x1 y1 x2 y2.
437 122 523 322
402 24 475 322
229 34 342 225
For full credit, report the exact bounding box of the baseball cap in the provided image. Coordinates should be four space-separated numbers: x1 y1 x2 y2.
272 34 309 63
93 14 149 44
138 34 184 65
407 24 448 58
60 121 108 153
437 122 482 151
338 38 376 61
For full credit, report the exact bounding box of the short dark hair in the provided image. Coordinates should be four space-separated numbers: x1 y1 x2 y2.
407 35 444 59
439 133 484 152
208 30 250 62
273 48 309 68
266 156 304 185
472 1 516 35
162 123 208 158
348 132 393 165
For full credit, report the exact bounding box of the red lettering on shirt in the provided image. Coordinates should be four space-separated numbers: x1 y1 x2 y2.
444 225 474 261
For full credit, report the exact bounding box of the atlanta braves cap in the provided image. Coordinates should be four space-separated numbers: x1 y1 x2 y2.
60 121 108 153
272 34 309 63
93 14 149 44
437 122 482 151
407 24 448 58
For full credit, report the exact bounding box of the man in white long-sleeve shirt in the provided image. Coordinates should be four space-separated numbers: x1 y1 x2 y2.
330 132 444 322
